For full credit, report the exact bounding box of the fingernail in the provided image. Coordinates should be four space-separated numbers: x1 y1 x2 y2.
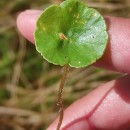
64 119 90 130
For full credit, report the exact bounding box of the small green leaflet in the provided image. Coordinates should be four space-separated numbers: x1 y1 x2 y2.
34 0 108 68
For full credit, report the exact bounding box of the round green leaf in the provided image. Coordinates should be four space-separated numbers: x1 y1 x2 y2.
34 0 108 68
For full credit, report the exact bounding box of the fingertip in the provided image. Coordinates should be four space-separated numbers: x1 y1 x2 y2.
16 10 41 43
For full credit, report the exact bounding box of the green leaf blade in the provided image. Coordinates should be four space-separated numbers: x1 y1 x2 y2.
34 0 108 68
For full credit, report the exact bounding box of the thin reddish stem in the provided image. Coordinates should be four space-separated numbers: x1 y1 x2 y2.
56 65 69 130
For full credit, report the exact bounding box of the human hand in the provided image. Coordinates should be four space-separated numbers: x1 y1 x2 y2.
17 10 130 130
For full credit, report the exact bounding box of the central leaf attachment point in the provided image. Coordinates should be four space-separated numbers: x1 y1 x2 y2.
59 33 68 40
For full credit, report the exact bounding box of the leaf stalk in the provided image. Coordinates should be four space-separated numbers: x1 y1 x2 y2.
56 65 69 130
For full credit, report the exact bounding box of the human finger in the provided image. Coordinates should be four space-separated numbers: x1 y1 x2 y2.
17 10 130 74
47 75 130 130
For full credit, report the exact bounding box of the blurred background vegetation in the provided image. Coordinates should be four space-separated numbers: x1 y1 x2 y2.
0 0 130 130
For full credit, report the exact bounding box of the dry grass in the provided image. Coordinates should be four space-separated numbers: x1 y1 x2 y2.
0 0 129 130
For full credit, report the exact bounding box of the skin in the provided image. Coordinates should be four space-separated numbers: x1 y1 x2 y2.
17 10 130 130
